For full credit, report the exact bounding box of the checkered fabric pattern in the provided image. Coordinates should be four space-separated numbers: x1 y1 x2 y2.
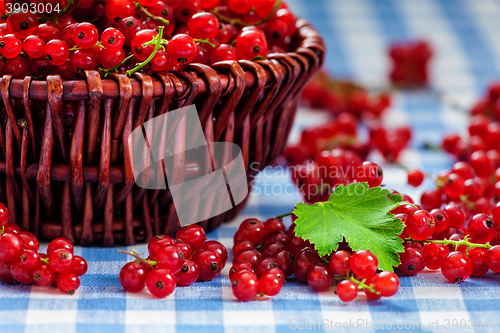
2 0 500 332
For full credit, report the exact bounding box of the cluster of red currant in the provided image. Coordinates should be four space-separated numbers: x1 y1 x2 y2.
282 112 412 202
0 0 296 79
229 217 400 302
118 224 227 298
388 40 432 87
395 199 500 283
300 71 391 117
0 203 88 294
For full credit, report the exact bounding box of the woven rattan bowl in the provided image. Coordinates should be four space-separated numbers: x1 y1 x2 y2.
0 19 324 246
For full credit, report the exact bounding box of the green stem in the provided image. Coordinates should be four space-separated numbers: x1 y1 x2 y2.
41 258 50 264
276 212 293 219
101 54 134 77
38 0 74 23
211 0 282 26
135 2 170 25
125 26 164 77
349 276 379 294
194 38 216 48
117 249 157 268
405 235 491 255
0 226 4 235
69 45 81 52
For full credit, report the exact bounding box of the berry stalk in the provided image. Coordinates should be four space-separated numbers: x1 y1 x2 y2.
349 275 379 294
405 235 492 253
134 2 170 26
117 249 157 268
212 0 282 26
38 0 75 23
125 26 164 77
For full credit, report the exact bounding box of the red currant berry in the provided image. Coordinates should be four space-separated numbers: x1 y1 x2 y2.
441 251 472 283
167 34 198 65
471 150 494 178
235 30 268 60
406 210 435 240
233 240 255 255
355 161 384 187
254 257 279 279
443 173 466 199
0 260 14 284
22 35 45 59
19 250 41 270
227 0 253 14
363 274 382 300
156 244 184 274
336 280 358 302
175 225 206 252
263 218 286 234
148 234 175 259
229 262 254 280
202 240 228 267
350 250 378 278
116 17 144 45
469 247 489 276
10 260 34 284
57 271 80 294
188 12 219 40
72 256 88 276
420 189 443 211
261 241 286 258
254 0 275 18
0 232 24 263
192 249 222 281
6 11 38 39
293 248 321 281
407 169 425 187
151 50 168 71
398 245 426 275
175 241 193 260
45 39 70 66
101 27 125 50
486 245 500 272
33 263 57 287
131 29 158 61
464 178 484 201
257 269 284 296
174 259 199 286
146 268 176 298
430 209 449 232
373 271 399 297
99 47 125 69
2 223 21 234
49 248 74 273
209 44 237 64
70 49 96 74
174 0 201 23
329 250 352 276
19 231 39 251
105 0 135 23
0 34 22 58
238 218 266 245
423 243 449 270
444 202 466 228
261 231 288 246
216 23 238 44
119 261 152 292
272 249 294 277
467 213 496 244
307 263 334 291
276 8 297 37
0 203 8 226
231 270 258 302
73 22 98 49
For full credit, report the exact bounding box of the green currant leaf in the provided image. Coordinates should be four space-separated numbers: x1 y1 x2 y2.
293 182 405 272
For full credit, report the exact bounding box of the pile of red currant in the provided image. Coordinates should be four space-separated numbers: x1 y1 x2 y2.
0 203 88 294
300 71 391 117
282 111 412 202
229 217 400 302
0 0 297 79
388 40 432 87
118 224 227 298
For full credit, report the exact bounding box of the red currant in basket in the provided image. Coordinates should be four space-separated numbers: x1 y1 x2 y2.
467 213 496 244
228 0 254 14
6 11 38 39
101 27 125 50
0 232 24 262
70 49 96 74
350 250 378 278
209 44 238 64
307 263 334 292
119 261 152 292
232 270 258 302
73 22 99 49
355 161 384 187
167 34 197 65
100 47 126 69
336 280 358 302
151 50 169 72
174 259 199 286
235 30 268 60
0 34 22 58
192 249 223 281
188 12 219 40
45 39 70 66
105 0 135 23
0 203 8 226
174 0 201 23
441 251 472 283
57 271 80 295
22 35 45 59
131 29 158 62
146 268 176 298
406 210 435 241
175 225 206 252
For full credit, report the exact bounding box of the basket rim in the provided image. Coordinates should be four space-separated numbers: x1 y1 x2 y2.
4 19 325 101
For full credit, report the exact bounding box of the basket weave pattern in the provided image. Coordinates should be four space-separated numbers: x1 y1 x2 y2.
0 20 324 246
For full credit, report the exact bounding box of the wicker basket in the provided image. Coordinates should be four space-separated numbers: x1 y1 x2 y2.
0 20 324 246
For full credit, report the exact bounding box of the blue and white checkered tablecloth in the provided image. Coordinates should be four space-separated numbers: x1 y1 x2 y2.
3 0 500 332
